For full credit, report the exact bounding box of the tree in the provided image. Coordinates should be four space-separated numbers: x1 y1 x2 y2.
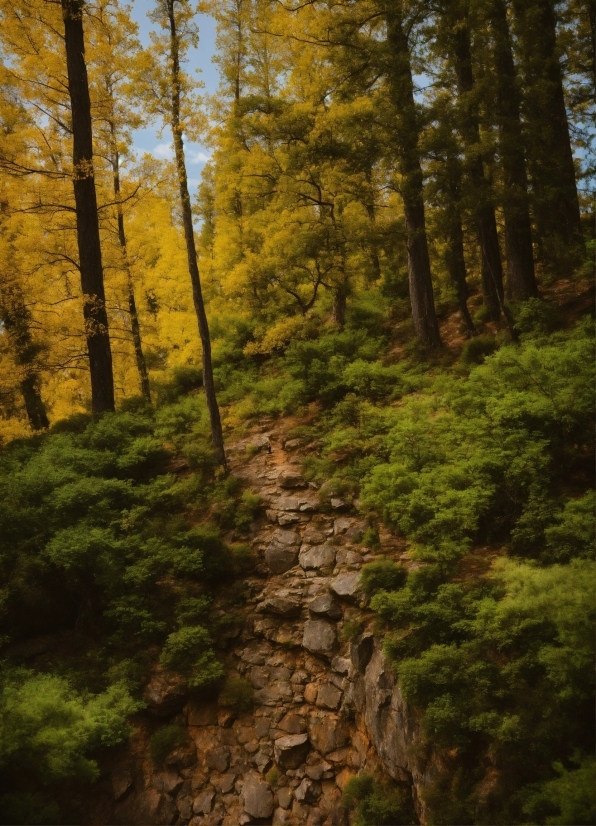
61 0 115 413
141 0 226 465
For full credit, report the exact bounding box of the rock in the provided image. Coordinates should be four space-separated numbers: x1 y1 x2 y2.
308 594 342 620
331 656 351 675
255 717 271 738
217 774 236 794
246 434 271 453
279 469 306 489
333 517 352 535
345 525 364 544
303 682 318 704
302 620 337 658
335 768 357 791
116 789 177 825
330 497 347 509
248 665 270 689
205 746 230 773
176 795 193 820
277 786 293 809
193 790 215 815
273 808 291 825
274 733 310 768
241 773 274 819
308 714 351 755
316 684 342 710
299 545 336 570
143 668 188 717
217 709 236 728
330 572 361 603
165 745 196 768
111 766 133 801
258 596 302 617
278 712 307 734
295 778 322 804
152 771 184 795
283 438 303 451
265 529 301 573
351 634 374 673
302 526 327 545
278 512 301 526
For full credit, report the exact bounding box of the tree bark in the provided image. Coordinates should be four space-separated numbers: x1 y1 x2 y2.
489 0 538 301
449 13 505 321
166 0 226 468
111 143 151 402
511 0 584 270
385 5 442 349
62 0 115 413
445 210 477 337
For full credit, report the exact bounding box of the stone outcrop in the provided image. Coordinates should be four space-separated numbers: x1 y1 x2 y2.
98 428 432 826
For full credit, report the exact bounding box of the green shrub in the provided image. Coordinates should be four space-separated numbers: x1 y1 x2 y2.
341 619 364 642
360 559 407 596
150 725 186 765
461 335 497 364
155 366 203 405
159 626 224 688
218 678 254 711
234 490 262 532
361 526 380 549
514 297 562 337
342 773 415 826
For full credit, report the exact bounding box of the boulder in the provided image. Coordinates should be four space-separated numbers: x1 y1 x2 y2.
278 712 307 734
187 702 218 726
302 620 337 658
278 512 301 526
294 778 322 804
277 787 293 809
307 714 351 755
143 668 188 717
193 790 215 815
116 789 176 825
330 572 361 603
241 774 274 819
299 545 336 570
111 765 133 801
257 596 301 617
279 469 306 489
316 684 342 710
265 529 301 574
333 517 352 535
274 733 310 768
308 594 342 620
302 526 328 545
205 746 230 773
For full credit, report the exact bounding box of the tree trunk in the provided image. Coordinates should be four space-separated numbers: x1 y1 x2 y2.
0 286 49 430
489 0 538 301
111 145 151 402
445 211 477 337
511 0 584 270
61 0 115 413
332 286 347 328
385 6 442 349
450 15 505 321
166 0 226 468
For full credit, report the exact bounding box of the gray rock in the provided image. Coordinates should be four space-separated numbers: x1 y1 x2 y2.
330 572 361 602
265 529 301 573
193 789 215 815
302 526 327 545
277 787 293 809
316 684 342 710
299 544 336 570
217 774 236 794
205 746 230 773
152 771 184 795
308 593 342 620
241 774 274 818
302 620 337 658
257 596 301 617
294 778 322 804
274 733 310 768
249 666 270 689
270 528 301 546
279 469 306 489
351 634 374 673
283 438 303 450
143 668 187 717
278 512 301 526
278 712 307 734
331 656 351 675
333 517 352 535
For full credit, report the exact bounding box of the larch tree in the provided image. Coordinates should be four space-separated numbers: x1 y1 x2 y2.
140 0 226 466
61 0 115 413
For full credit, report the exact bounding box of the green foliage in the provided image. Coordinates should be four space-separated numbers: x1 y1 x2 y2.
342 773 415 826
522 756 596 825
150 724 185 765
155 365 203 405
460 335 497 364
218 677 254 711
341 619 364 642
360 559 407 596
513 298 562 337
265 766 279 787
159 625 224 688
234 490 262 532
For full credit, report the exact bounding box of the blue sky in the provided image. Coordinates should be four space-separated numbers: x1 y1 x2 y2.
129 2 219 193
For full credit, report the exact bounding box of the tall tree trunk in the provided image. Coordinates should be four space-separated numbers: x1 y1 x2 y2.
166 0 226 468
0 286 49 430
111 141 151 402
445 209 477 337
61 0 115 413
511 0 584 270
385 5 442 349
489 0 538 301
449 12 505 321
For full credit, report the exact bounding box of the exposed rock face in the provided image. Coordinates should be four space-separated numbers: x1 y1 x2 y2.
143 667 188 717
97 431 434 826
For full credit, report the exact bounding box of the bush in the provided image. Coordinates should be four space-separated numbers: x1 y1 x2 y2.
159 626 224 689
514 297 561 337
461 335 497 364
150 725 186 765
155 366 203 405
341 619 364 642
218 678 254 711
234 491 262 532
360 559 407 596
342 773 415 826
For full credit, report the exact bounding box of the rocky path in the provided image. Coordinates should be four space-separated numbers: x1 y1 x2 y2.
108 427 435 826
